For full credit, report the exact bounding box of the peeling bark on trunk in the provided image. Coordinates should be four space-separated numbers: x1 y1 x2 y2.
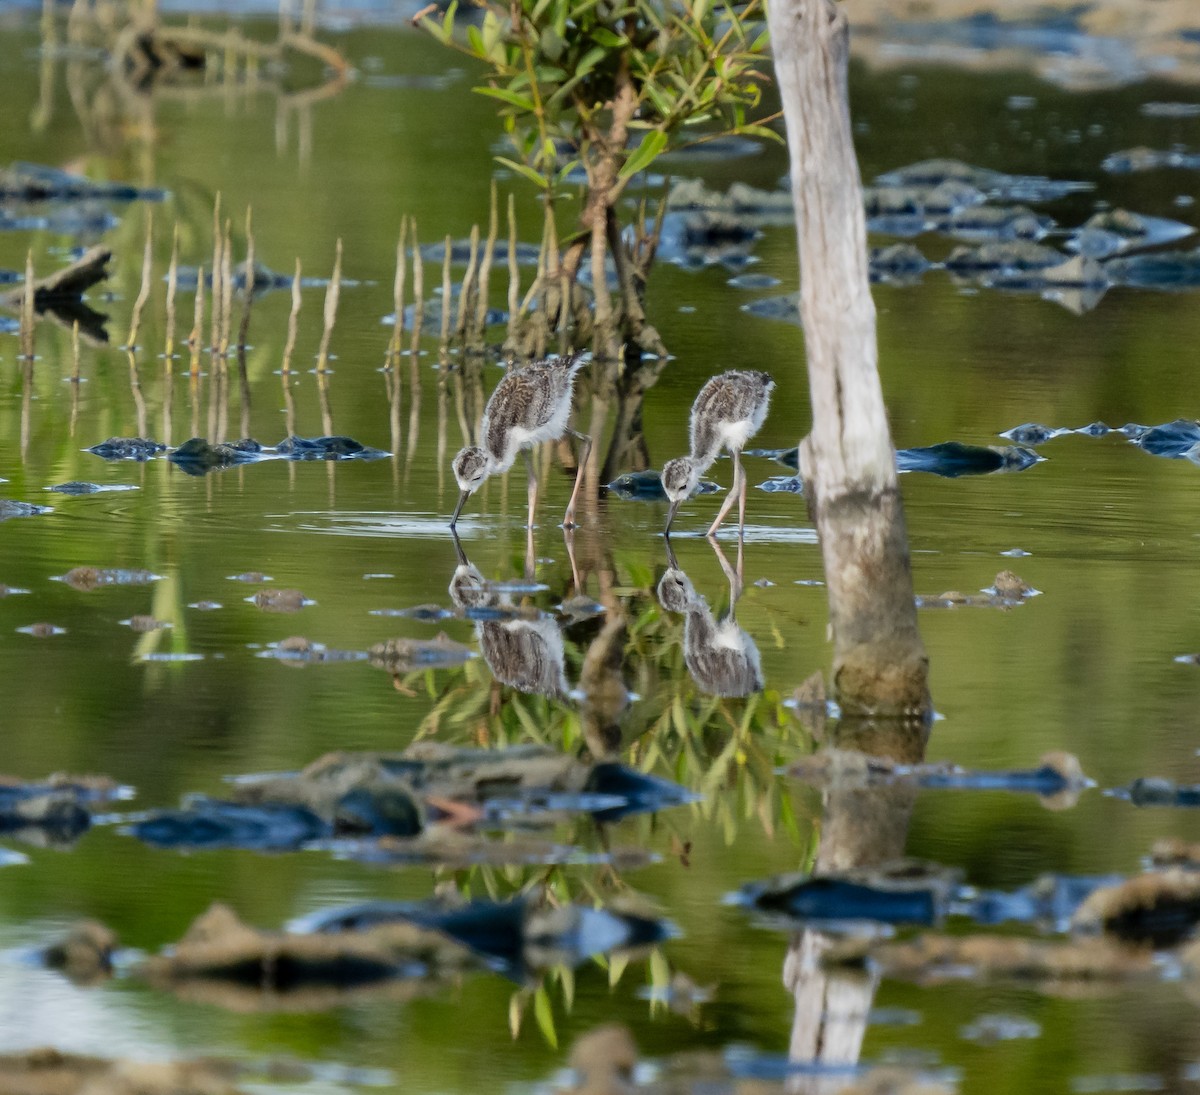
768 0 929 717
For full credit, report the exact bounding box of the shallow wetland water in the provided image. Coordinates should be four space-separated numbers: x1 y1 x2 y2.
4 3 1200 1093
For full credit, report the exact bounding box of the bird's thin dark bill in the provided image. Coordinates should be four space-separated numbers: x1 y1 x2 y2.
450 491 470 527
665 498 682 533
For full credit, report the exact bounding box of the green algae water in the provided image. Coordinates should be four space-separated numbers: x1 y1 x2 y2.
2 6 1200 1093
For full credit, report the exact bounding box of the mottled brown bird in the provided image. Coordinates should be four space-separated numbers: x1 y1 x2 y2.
450 352 590 529
661 369 775 536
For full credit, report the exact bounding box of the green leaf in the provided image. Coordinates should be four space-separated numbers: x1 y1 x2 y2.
495 156 550 190
466 24 486 56
737 122 785 144
441 0 458 40
575 44 607 77
533 984 558 1049
618 129 668 180
474 85 538 111
590 26 626 48
539 25 566 62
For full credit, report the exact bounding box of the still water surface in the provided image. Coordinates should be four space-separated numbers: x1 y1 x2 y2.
2 7 1200 1093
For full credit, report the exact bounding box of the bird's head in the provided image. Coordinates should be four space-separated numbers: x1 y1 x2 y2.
452 446 490 494
660 456 702 532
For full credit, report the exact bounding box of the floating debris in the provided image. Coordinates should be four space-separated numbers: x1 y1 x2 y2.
1067 209 1194 259
418 238 541 267
1077 422 1113 437
139 652 204 662
0 585 29 597
657 210 760 271
17 623 65 637
960 1014 1042 1044
1072 871 1200 947
916 569 1040 610
45 481 139 495
0 773 125 845
122 615 171 632
1129 419 1200 459
258 637 367 665
942 204 1054 243
870 243 932 284
55 566 162 590
0 500 51 520
1102 147 1200 174
188 600 222 611
732 860 959 928
372 604 455 621
369 634 475 671
228 572 272 583
666 178 795 221
250 589 315 613
172 261 334 294
85 436 166 461
727 273 781 289
1000 423 1071 446
789 751 1091 807
0 161 166 203
944 241 1066 275
1110 777 1200 808
875 159 1090 202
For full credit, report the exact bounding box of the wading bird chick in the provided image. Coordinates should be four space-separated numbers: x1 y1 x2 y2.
662 369 775 536
450 352 591 529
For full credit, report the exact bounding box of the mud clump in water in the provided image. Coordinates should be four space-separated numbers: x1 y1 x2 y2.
827 933 1156 984
42 920 117 985
251 589 314 613
1071 870 1200 946
58 567 162 591
142 903 469 1012
368 634 475 672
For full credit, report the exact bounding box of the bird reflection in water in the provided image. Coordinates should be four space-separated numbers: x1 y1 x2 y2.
656 536 763 698
449 529 569 699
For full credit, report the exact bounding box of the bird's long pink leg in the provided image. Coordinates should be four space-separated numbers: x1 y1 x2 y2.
706 453 742 537
738 451 749 535
563 429 592 529
523 449 538 530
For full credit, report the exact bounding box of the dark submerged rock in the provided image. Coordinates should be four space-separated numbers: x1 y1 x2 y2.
944 241 1065 274
1106 250 1200 289
275 435 389 460
0 500 51 520
896 442 1041 478
131 798 331 851
605 469 720 501
1131 419 1200 459
168 437 263 472
86 436 166 460
735 860 959 927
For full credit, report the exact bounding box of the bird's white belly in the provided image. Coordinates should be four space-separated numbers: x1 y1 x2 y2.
514 397 572 450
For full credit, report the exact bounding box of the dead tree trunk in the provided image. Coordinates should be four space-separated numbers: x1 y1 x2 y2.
768 0 929 718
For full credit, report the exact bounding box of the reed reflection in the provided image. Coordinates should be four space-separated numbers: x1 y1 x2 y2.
656 535 763 699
